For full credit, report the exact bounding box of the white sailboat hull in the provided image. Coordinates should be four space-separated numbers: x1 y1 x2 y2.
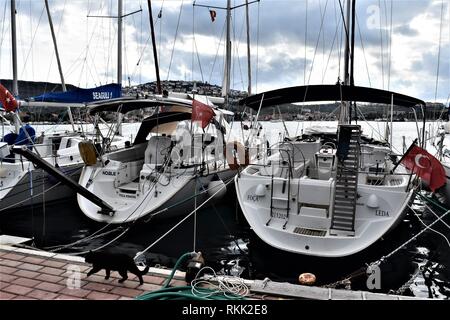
0 161 83 210
78 164 235 224
235 166 413 258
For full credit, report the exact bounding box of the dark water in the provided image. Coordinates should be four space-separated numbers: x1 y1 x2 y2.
1 188 450 299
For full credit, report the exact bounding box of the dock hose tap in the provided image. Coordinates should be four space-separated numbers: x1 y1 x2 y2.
185 252 205 283
135 252 246 300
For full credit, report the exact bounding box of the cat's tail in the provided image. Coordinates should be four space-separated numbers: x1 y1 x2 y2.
140 265 150 275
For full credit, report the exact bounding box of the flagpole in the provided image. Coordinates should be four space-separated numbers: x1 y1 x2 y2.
391 138 418 173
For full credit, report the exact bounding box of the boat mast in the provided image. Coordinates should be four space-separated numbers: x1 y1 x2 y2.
245 0 251 95
118 0 122 88
147 0 162 94
339 0 353 125
117 0 123 135
193 0 259 106
10 0 20 133
87 1 141 136
44 0 75 132
222 0 232 104
350 0 356 87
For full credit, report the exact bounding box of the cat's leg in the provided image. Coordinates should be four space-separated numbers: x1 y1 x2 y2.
86 266 101 277
105 269 110 280
134 272 144 285
118 269 128 283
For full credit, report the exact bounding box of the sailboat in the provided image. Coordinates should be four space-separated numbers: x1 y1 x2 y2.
426 116 450 205
76 0 267 224
0 0 126 210
234 0 426 257
76 95 246 223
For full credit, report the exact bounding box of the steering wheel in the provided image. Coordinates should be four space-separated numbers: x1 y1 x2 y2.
322 142 336 150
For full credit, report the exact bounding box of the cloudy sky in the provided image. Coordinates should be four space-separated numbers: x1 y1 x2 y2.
0 0 449 103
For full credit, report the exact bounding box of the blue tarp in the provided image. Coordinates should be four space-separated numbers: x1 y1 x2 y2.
30 83 121 103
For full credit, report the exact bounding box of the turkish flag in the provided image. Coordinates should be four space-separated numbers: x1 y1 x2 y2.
0 83 19 112
209 10 216 22
401 144 446 192
192 99 215 129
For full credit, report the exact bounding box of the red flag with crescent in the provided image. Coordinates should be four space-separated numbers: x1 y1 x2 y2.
0 83 19 112
401 144 446 192
192 99 215 129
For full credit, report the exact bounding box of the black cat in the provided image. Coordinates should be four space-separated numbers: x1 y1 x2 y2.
85 251 149 285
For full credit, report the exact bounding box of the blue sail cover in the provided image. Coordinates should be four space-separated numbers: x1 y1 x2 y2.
30 83 121 103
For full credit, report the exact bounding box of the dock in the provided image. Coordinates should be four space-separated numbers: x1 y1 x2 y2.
0 236 427 300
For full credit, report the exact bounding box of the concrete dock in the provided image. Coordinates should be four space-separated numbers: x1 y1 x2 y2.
0 238 427 300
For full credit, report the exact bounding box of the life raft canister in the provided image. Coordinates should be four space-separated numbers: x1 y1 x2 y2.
78 141 97 166
225 141 250 170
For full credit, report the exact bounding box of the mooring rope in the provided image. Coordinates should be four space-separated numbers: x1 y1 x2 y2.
324 192 450 290
371 201 450 266
135 178 234 259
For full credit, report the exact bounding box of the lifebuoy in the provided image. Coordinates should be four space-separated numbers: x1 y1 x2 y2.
225 141 249 170
78 141 97 166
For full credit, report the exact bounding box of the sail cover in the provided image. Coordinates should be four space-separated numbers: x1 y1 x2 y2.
239 84 425 110
29 83 121 104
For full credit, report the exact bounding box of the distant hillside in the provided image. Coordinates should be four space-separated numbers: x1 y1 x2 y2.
1 79 446 122
0 79 78 100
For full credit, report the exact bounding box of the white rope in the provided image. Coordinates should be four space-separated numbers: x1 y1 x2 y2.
138 177 234 256
191 266 249 299
373 204 450 265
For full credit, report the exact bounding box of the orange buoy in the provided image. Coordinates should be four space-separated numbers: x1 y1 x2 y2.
298 273 316 285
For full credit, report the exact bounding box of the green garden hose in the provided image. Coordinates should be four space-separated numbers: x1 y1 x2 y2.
135 252 246 300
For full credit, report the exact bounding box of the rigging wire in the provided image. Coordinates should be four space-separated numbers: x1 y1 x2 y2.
337 1 343 81
19 5 45 80
208 19 226 85
377 0 385 89
138 0 142 85
29 0 33 80
304 0 308 85
321 12 342 83
233 8 246 90
387 0 393 90
158 0 165 73
319 0 325 82
42 0 67 98
434 0 445 103
306 0 329 85
255 0 260 93
166 0 184 81
192 2 195 81
355 12 372 87
0 0 7 68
